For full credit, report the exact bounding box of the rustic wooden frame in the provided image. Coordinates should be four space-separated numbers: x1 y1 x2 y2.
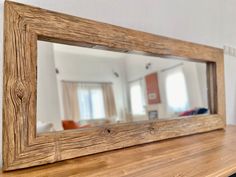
3 1 226 171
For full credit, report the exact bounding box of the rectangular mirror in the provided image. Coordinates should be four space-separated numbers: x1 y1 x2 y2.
37 41 209 133
4 1 225 170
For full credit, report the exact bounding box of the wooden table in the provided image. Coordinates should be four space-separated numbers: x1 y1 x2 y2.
1 126 236 177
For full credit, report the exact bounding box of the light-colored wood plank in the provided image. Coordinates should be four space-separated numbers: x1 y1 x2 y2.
1 126 236 177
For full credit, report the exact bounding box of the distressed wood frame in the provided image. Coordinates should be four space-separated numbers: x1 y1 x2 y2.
3 1 226 171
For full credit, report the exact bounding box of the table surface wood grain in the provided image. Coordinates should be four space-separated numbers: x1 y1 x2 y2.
1 126 236 177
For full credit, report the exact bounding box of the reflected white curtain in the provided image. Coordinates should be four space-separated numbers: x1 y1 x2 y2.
62 81 117 121
160 65 189 114
62 82 80 120
77 83 106 120
102 83 117 119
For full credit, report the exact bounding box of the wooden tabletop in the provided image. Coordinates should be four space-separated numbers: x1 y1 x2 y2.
1 126 236 177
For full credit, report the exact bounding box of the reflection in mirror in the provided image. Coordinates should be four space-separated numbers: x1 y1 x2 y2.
37 41 209 133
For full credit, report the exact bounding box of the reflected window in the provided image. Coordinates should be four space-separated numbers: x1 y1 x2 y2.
78 86 105 120
129 80 146 115
165 68 189 112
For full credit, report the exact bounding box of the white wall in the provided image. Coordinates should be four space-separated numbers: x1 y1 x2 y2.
125 55 180 82
224 54 236 124
221 0 236 125
221 0 236 48
37 42 62 131
1 0 236 167
224 49 236 125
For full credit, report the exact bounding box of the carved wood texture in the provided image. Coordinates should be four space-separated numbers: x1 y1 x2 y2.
2 126 236 177
3 1 226 171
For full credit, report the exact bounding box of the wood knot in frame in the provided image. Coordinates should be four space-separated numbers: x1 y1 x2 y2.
149 127 155 135
13 81 27 100
103 128 112 135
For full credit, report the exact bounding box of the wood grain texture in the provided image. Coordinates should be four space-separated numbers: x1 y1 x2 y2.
3 1 226 171
2 126 236 177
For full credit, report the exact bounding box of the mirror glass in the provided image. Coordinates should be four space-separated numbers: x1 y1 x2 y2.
37 41 209 133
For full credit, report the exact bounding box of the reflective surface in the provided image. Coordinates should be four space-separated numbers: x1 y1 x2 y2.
37 41 209 133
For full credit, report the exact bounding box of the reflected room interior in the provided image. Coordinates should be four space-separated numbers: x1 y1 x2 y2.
37 41 209 133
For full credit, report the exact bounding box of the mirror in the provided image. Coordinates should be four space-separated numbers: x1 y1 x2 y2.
4 2 225 170
37 41 209 133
